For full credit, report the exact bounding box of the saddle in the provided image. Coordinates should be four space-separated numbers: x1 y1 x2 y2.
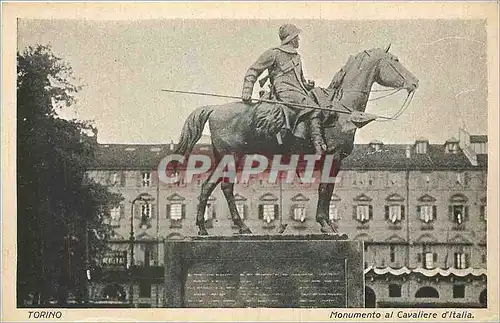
252 87 337 140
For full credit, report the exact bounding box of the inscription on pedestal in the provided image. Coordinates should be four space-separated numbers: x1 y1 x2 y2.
164 235 364 308
184 260 346 308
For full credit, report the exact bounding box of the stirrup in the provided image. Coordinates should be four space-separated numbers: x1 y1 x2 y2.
276 132 283 145
312 137 327 154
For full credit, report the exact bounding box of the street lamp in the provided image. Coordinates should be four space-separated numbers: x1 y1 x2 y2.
129 192 155 306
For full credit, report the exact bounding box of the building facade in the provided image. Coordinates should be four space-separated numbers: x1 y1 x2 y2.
85 129 487 308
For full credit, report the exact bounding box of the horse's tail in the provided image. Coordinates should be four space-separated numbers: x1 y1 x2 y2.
174 106 213 156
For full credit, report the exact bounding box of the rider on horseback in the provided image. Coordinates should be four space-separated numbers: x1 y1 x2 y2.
241 24 328 155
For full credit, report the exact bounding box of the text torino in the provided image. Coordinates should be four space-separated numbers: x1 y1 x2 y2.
28 311 62 319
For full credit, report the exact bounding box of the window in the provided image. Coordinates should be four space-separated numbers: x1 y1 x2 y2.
385 205 404 223
418 205 436 223
453 285 465 298
446 142 459 154
142 172 151 187
168 203 183 221
143 247 156 267
259 204 277 224
141 203 151 220
139 282 151 298
482 254 487 263
480 205 487 221
424 252 435 269
454 252 468 269
355 205 372 223
167 203 185 228
236 204 246 219
140 203 152 228
415 141 428 154
292 206 306 222
418 245 437 269
389 284 401 297
329 203 339 221
204 203 214 222
450 205 468 224
390 246 396 263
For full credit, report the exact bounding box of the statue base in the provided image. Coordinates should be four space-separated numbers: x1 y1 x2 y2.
163 234 364 308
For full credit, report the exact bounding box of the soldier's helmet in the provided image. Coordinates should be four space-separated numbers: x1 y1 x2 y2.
279 24 302 45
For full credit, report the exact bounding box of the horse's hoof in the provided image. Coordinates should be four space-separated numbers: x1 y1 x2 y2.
198 229 209 236
239 227 252 235
329 225 339 234
320 226 333 234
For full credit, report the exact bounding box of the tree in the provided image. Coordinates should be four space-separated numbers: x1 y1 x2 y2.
17 44 123 306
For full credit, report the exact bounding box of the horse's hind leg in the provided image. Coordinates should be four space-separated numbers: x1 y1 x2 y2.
317 182 337 233
197 170 222 236
221 181 252 234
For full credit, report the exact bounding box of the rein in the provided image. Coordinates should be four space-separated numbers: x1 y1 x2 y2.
325 56 415 124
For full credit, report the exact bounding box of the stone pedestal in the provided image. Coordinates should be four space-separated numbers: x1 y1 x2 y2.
164 235 364 308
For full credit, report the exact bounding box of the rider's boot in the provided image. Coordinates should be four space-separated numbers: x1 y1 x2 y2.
310 115 327 155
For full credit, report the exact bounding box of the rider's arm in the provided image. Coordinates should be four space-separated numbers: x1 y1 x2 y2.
242 49 276 101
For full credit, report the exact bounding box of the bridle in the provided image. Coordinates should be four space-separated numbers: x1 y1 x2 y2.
330 56 416 122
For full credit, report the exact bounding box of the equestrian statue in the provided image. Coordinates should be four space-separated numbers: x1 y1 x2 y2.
171 24 419 236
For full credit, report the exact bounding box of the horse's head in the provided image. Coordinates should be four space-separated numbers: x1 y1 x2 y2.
372 44 419 93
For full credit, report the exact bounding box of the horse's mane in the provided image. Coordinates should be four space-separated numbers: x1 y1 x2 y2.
327 48 379 92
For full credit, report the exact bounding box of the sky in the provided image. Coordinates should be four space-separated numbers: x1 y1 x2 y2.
17 18 488 145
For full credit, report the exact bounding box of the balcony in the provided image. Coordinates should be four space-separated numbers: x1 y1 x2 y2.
452 223 467 231
420 223 434 231
356 222 370 230
387 223 402 230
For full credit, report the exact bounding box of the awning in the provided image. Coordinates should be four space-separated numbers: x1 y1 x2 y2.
364 266 487 277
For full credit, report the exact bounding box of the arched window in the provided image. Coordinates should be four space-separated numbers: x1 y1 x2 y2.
415 286 439 298
365 286 376 308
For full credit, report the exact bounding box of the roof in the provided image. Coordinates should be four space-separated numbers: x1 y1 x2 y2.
341 143 480 170
445 137 459 143
89 143 213 170
470 135 488 143
88 142 486 171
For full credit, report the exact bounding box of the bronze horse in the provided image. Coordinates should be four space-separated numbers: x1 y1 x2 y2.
173 45 419 235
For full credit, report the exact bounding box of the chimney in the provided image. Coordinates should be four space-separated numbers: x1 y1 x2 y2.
405 145 411 159
369 140 384 152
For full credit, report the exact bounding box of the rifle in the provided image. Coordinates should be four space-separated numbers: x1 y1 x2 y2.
160 89 362 116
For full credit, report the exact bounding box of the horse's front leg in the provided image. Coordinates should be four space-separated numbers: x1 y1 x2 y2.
221 181 252 234
316 182 337 233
